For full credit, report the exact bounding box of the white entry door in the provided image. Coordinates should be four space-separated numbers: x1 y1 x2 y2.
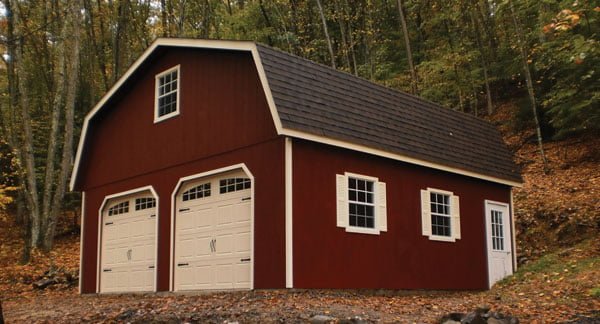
100 192 157 293
485 200 513 287
174 171 252 291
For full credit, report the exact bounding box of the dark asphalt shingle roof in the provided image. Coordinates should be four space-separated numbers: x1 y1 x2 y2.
255 44 522 183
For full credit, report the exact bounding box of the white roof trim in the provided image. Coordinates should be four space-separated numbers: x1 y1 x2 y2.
70 38 521 191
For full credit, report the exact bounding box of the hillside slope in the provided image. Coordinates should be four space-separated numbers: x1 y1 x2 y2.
487 102 599 263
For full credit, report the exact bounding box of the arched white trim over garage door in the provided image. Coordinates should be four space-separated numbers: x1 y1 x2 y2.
170 164 254 291
97 186 158 293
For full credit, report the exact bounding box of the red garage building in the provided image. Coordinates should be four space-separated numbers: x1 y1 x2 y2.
71 38 522 294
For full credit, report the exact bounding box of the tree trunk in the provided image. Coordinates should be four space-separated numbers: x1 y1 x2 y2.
397 0 418 95
344 0 358 76
334 1 352 71
42 10 69 243
95 0 111 91
316 0 336 69
43 0 82 251
113 0 130 82
258 0 274 46
508 0 549 173
470 11 493 114
0 297 4 324
14 4 42 249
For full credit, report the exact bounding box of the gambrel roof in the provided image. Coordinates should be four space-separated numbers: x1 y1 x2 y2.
71 38 521 190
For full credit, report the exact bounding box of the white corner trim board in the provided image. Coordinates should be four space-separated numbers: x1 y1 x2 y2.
70 38 521 192
95 185 159 293
169 163 255 291
285 138 293 288
78 191 85 294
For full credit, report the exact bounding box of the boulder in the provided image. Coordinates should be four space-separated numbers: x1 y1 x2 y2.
310 314 336 323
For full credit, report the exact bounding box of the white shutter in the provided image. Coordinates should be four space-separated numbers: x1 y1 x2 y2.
420 190 431 236
336 174 348 228
376 181 387 232
451 195 461 239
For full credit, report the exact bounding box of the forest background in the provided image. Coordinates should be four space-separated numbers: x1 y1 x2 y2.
0 0 597 261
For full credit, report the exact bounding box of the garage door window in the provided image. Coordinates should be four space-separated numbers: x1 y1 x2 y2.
182 183 211 201
135 197 156 210
108 201 129 216
219 178 251 194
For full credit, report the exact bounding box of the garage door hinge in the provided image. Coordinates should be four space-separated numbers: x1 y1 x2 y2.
241 258 251 262
242 197 251 201
105 222 113 226
103 269 112 272
179 208 190 212
177 263 189 267
148 265 155 269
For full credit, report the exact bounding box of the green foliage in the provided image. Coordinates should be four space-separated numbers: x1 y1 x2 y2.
536 6 600 139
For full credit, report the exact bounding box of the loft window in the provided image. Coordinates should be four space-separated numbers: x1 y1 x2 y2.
420 188 461 242
219 178 251 194
155 65 180 122
336 172 387 235
135 197 156 211
108 201 129 216
182 183 211 201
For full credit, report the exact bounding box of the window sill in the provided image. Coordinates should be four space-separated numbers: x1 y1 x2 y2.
345 226 380 235
426 235 457 242
154 111 180 124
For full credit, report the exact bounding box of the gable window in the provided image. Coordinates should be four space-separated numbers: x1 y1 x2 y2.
420 188 461 242
155 65 180 123
336 173 387 235
108 201 129 216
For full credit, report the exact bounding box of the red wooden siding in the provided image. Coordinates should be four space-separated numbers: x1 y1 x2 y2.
77 48 277 189
78 49 285 293
291 139 511 290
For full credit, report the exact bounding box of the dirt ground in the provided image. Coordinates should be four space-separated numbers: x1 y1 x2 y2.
2 237 599 324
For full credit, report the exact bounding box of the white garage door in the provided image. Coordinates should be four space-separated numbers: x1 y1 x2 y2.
100 191 157 293
174 170 252 291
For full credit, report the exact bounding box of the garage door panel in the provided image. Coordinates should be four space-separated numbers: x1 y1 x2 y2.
178 234 213 259
234 232 251 253
215 262 233 287
234 262 251 288
217 204 234 226
100 191 156 293
232 202 251 224
215 234 234 256
174 171 251 291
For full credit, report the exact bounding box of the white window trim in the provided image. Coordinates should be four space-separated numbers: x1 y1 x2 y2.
336 172 387 235
154 65 181 123
422 187 461 242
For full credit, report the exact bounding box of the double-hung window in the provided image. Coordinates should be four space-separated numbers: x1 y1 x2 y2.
336 172 387 235
155 65 180 122
420 188 461 242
